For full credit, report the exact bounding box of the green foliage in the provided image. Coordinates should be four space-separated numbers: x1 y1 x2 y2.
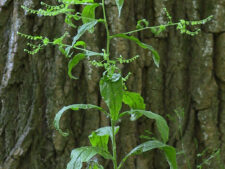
67 146 112 169
89 126 120 152
82 3 100 24
111 34 160 67
72 20 98 44
19 0 214 168
68 53 85 79
123 91 145 110
115 0 124 17
54 104 107 136
122 91 145 119
118 140 177 169
120 110 169 143
100 73 123 121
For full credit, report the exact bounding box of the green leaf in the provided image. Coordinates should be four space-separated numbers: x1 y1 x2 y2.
72 20 98 46
89 132 109 152
123 91 146 120
73 41 86 48
54 104 107 136
93 126 120 139
68 53 85 79
123 91 145 109
82 3 100 28
67 146 112 169
120 140 177 169
100 73 123 121
115 0 124 17
120 110 169 143
111 34 160 67
65 14 77 28
88 127 119 159
85 50 104 57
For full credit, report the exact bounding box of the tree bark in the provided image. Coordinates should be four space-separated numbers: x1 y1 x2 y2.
0 0 225 169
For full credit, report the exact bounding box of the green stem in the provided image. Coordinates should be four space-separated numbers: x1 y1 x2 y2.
48 42 104 56
102 1 117 168
102 0 110 58
111 23 178 36
111 120 118 169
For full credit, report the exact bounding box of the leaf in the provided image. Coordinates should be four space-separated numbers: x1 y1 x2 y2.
88 127 119 159
54 104 107 136
94 126 120 139
115 0 124 17
73 41 86 48
120 110 169 143
120 140 177 169
82 3 100 27
100 73 123 121
85 50 104 57
123 91 145 110
72 20 98 46
65 14 76 28
68 53 85 79
123 91 146 120
89 132 109 152
67 146 112 169
111 34 160 67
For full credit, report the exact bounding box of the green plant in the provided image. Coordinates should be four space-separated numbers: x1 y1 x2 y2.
18 1 213 169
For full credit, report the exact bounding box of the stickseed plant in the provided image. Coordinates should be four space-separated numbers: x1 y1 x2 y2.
18 0 213 169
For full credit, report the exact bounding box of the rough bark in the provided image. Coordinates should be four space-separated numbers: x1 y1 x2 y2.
0 0 225 169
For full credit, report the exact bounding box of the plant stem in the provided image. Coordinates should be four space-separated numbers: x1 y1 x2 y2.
102 1 117 168
111 120 118 169
111 23 178 37
102 0 110 58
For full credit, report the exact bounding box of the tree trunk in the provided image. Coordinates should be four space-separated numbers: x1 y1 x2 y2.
0 0 225 169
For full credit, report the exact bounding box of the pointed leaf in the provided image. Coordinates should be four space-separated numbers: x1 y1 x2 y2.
85 50 104 57
67 146 112 169
88 126 119 152
100 73 123 121
123 91 145 119
94 126 120 139
68 53 85 79
115 0 124 17
72 20 98 45
88 127 119 159
120 110 169 143
111 34 160 67
89 132 109 152
65 14 77 28
119 140 177 169
82 3 100 26
73 41 86 48
54 104 107 136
